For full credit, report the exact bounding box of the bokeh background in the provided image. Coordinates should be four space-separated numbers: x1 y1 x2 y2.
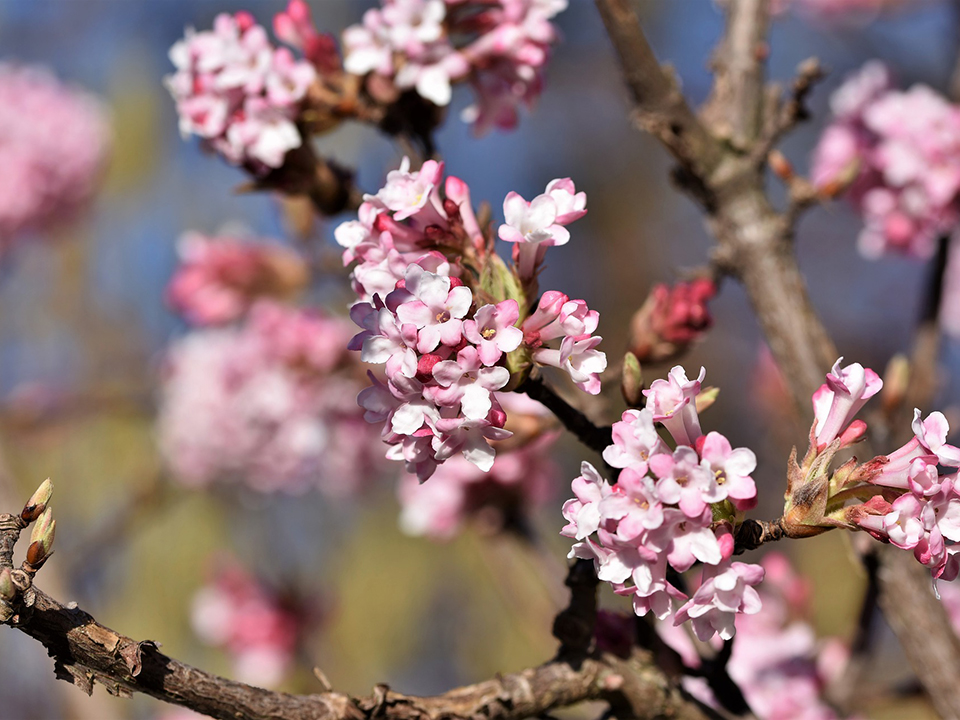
0 0 958 718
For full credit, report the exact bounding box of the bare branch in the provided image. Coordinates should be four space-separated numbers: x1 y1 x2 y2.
594 0 724 203
707 0 771 148
0 508 714 720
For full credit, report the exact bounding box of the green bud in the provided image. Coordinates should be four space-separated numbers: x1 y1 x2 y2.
620 352 643 407
20 478 53 523
0 568 15 602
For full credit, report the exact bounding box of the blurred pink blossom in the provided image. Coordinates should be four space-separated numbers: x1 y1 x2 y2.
166 231 309 326
0 64 110 256
812 62 960 259
191 561 308 687
158 301 385 495
342 0 567 134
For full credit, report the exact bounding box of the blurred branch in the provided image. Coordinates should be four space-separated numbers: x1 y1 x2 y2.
0 511 713 720
594 0 960 715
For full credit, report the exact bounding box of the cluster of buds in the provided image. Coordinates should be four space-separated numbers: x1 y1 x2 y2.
627 277 716 365
341 158 604 481
165 11 318 170
1 479 55 623
21 478 56 572
780 358 960 581
343 0 567 134
165 230 309 326
561 365 764 642
812 61 960 259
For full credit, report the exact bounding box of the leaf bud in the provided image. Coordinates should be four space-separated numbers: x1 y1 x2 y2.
20 478 53 523
620 352 644 407
26 508 55 567
0 568 15 602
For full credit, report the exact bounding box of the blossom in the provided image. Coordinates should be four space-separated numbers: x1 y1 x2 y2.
812 62 960 259
674 561 764 641
166 12 316 170
0 64 110 256
811 357 882 448
191 560 310 688
628 278 716 364
165 231 308 326
561 372 761 640
158 302 384 495
462 300 523 365
643 365 706 446
341 0 567 134
399 427 556 539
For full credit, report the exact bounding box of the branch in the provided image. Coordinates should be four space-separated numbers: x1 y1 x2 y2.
706 0 771 148
0 509 713 720
517 376 612 456
594 0 724 206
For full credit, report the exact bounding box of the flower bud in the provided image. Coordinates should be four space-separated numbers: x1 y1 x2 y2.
628 279 715 365
20 478 53 523
620 352 644 407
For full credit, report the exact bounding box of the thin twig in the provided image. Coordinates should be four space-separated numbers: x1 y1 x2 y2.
517 375 612 456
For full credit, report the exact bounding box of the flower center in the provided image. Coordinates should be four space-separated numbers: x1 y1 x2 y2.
481 327 497 339
436 310 451 323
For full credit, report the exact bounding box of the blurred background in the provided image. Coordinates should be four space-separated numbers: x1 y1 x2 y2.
0 0 958 718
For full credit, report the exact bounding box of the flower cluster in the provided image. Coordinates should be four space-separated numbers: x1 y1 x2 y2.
781 357 960 582
561 365 763 641
342 0 567 134
856 408 960 580
165 231 309 326
627 277 716 365
158 300 385 496
657 553 856 720
166 11 317 169
0 64 110 256
811 61 960 259
191 560 310 687
341 158 603 480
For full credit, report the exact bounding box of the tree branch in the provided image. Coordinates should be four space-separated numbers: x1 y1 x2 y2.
0 509 713 720
517 376 612 456
595 0 960 714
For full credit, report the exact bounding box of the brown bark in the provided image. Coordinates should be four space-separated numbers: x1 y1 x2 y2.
594 0 960 715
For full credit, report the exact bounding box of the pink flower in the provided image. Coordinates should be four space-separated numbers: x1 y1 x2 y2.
560 461 611 540
544 177 587 224
811 357 882 448
643 365 706 447
461 299 523 365
166 12 316 170
674 561 764 642
498 190 569 279
395 266 473 352
649 446 722 519
273 0 339 72
628 278 716 364
165 231 308 326
0 64 110 256
191 560 309 688
698 431 758 510
601 408 668 474
431 346 510 420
